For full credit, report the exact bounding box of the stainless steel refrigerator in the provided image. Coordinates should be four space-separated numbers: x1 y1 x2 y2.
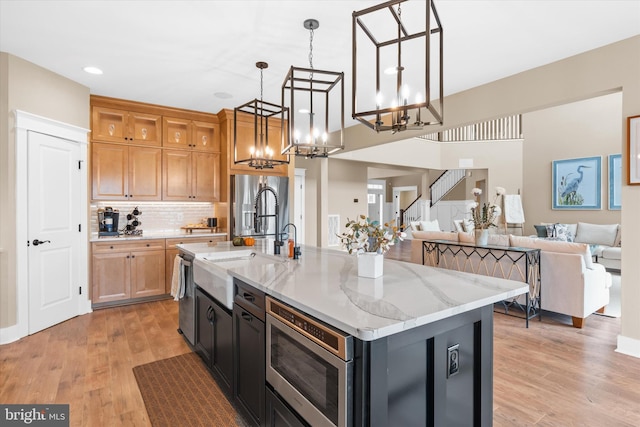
232 175 289 238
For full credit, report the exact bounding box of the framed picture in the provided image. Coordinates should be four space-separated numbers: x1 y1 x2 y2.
608 154 622 210
628 115 640 185
552 156 602 210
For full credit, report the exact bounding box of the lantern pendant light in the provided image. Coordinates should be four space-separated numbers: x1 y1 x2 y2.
234 61 289 169
281 19 344 158
352 0 444 133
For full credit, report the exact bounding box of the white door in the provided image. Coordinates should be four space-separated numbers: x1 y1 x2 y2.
28 131 81 334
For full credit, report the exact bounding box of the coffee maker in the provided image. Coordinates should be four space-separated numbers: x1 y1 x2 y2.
98 207 120 236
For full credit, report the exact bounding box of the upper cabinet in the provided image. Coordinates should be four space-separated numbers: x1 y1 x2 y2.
163 117 220 152
92 143 162 201
92 106 161 146
90 96 222 202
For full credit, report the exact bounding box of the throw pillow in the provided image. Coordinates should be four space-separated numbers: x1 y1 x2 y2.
453 219 465 233
462 219 474 233
534 225 548 238
613 225 622 247
574 222 618 247
420 219 440 232
409 221 422 232
544 223 573 242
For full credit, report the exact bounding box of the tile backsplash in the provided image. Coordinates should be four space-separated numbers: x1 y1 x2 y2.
91 202 215 233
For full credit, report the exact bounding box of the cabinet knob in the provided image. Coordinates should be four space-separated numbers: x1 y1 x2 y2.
241 312 252 322
146 243 150 247
242 292 255 302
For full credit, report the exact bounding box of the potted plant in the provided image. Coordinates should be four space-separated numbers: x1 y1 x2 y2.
468 187 504 245
337 215 406 278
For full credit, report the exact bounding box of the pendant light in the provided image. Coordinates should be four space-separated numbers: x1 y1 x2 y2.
281 19 344 158
234 61 289 169
352 0 443 133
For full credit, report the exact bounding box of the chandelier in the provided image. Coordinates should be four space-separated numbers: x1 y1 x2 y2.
234 61 290 169
281 19 344 158
352 0 443 133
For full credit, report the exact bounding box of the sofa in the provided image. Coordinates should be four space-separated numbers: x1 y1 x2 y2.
410 230 612 328
533 222 621 271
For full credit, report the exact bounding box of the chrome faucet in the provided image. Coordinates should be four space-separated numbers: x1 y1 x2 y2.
254 185 282 255
282 223 301 259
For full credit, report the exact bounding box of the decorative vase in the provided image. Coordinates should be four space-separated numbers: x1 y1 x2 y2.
358 252 384 278
475 228 489 246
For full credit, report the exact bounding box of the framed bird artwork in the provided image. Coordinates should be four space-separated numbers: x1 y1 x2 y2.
552 156 602 210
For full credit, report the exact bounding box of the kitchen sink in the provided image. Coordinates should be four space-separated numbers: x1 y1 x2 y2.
193 250 286 309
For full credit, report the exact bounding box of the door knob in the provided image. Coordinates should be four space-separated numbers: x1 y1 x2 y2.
32 239 51 246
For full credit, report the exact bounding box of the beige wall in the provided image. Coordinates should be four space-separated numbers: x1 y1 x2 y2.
523 92 622 232
0 52 89 329
328 159 369 231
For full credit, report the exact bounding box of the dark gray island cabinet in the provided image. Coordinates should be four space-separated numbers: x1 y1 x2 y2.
194 287 233 394
354 305 493 427
179 244 527 427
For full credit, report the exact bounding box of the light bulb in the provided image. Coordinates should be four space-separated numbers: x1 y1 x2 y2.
294 129 301 143
415 92 423 104
402 84 410 104
322 132 328 143
376 92 383 108
305 134 312 144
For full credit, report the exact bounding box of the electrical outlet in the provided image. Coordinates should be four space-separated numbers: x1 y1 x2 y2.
447 344 459 378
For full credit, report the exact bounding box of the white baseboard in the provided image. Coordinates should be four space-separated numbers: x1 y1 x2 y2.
0 323 22 345
616 334 640 359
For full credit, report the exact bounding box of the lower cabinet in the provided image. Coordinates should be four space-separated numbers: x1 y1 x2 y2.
233 303 265 427
195 287 233 394
265 387 309 427
92 240 166 305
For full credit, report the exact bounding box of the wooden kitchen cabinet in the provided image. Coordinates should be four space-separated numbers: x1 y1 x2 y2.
92 143 162 201
163 150 219 201
195 288 233 394
92 106 161 146
165 236 226 294
91 240 166 306
163 116 220 152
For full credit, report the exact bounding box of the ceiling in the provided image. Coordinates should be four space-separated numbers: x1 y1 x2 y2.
1 1 639 149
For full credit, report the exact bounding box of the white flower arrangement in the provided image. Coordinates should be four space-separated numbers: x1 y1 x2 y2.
338 215 406 255
468 187 505 230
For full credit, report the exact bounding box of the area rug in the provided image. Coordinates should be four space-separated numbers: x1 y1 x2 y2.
133 352 250 427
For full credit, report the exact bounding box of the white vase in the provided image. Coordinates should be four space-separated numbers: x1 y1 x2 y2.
475 228 489 246
358 252 384 278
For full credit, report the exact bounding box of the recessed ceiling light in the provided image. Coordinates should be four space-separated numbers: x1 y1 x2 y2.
83 66 103 75
214 92 233 99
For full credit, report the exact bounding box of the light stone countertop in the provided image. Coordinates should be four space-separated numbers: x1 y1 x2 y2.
179 242 529 341
90 230 227 243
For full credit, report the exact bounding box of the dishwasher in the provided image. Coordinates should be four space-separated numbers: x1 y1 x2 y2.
177 252 196 346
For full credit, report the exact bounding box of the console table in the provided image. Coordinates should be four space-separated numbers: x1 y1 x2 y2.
421 240 541 327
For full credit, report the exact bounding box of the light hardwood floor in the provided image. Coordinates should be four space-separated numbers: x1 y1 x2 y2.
1 241 639 426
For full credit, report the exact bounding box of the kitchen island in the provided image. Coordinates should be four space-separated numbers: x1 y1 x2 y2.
179 241 528 427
